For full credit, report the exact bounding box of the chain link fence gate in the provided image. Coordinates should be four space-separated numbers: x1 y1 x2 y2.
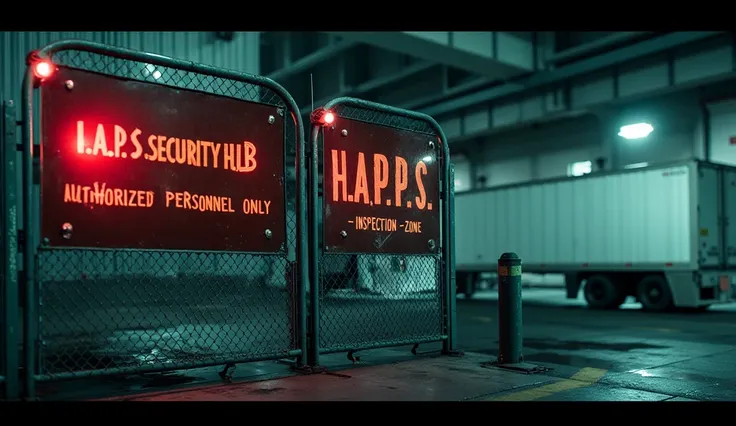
2 99 20 400
20 40 308 398
307 97 458 366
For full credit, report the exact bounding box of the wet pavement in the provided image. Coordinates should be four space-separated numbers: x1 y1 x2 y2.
457 289 736 401
101 351 561 401
34 288 736 401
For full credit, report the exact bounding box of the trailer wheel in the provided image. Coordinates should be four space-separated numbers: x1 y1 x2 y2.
456 272 476 298
464 273 477 299
637 275 673 312
583 274 622 309
456 272 466 295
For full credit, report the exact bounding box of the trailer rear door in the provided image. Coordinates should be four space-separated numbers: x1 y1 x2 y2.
698 164 722 267
722 168 736 267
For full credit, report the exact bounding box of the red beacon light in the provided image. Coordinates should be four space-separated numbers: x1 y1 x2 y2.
323 112 335 125
33 60 55 80
310 108 336 127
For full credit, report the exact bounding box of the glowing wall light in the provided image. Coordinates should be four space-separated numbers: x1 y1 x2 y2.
618 122 654 140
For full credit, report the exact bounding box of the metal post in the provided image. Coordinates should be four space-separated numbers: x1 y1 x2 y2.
296 115 309 368
497 252 522 365
442 163 459 355
21 69 37 400
2 100 20 400
307 125 321 368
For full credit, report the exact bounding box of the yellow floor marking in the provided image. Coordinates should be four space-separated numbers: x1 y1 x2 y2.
486 367 607 401
473 316 493 323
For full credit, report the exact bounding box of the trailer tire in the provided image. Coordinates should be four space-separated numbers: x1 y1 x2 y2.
583 274 622 309
637 275 673 312
463 272 477 298
456 272 464 295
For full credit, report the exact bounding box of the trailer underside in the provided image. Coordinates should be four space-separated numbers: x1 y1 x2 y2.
456 268 736 312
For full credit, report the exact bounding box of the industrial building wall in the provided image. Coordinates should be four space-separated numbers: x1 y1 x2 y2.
601 91 703 169
482 116 602 186
453 91 706 192
708 99 736 165
452 116 601 190
0 31 260 102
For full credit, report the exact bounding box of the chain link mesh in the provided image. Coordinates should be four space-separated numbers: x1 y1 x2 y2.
0 98 16 391
319 254 443 350
35 49 299 378
318 105 446 352
0 106 6 386
0 254 4 384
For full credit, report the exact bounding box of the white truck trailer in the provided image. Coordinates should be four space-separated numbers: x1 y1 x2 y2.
454 160 736 311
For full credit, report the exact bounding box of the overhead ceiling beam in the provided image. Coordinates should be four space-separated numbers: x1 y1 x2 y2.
327 31 533 80
267 39 357 81
418 31 724 118
547 31 654 65
299 61 436 115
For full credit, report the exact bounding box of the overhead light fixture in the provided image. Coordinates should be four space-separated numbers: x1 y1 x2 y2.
618 122 654 140
624 162 649 169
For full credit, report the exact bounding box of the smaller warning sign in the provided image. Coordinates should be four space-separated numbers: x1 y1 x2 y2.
322 117 441 255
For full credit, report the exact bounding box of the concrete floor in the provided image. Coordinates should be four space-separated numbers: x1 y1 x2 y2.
35 288 736 401
456 289 736 401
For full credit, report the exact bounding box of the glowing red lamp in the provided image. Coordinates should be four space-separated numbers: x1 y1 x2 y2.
310 108 337 127
33 60 55 80
323 112 335 125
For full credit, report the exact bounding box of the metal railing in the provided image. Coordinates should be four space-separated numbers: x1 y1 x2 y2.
306 97 458 366
0 41 459 400
1 99 20 399
18 40 308 398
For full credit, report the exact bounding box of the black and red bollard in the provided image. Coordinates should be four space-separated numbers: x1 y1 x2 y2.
486 252 547 373
497 252 523 365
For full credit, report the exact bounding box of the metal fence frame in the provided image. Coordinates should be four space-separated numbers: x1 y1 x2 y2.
17 40 308 399
2 99 20 400
307 97 458 367
1 43 461 400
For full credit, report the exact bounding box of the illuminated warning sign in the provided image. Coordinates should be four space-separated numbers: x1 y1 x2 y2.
41 67 286 252
322 117 440 254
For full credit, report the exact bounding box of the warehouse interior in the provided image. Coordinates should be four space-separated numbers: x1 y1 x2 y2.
3 32 735 184
2 31 736 402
